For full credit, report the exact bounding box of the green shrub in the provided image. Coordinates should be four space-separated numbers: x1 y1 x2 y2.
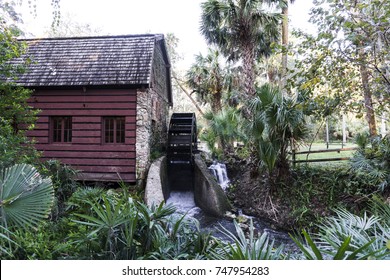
278 164 379 229
291 202 390 260
350 134 390 191
67 188 216 260
40 160 80 219
212 220 286 260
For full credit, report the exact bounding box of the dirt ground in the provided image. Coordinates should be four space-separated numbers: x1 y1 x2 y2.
226 161 297 231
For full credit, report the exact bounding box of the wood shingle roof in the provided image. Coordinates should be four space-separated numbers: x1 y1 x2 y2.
11 34 167 87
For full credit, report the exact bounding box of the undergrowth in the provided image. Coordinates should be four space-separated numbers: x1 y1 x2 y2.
276 164 381 230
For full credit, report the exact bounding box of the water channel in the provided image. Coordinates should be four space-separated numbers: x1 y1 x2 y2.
166 162 297 251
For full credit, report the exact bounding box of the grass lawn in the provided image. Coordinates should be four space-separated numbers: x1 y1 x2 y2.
293 142 358 165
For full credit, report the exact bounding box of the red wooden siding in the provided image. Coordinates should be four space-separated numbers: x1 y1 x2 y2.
27 88 137 182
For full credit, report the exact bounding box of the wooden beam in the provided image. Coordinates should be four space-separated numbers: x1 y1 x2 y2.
293 157 351 163
293 147 357 155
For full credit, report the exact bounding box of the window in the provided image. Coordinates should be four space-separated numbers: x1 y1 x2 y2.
103 117 125 144
51 117 72 143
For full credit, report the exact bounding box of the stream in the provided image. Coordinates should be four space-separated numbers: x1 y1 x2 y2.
166 162 298 252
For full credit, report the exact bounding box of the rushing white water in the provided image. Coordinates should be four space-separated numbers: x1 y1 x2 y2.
165 164 297 249
208 161 230 190
166 191 201 216
165 191 296 248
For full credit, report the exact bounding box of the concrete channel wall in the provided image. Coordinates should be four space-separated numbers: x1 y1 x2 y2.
144 155 231 216
193 155 231 216
144 156 169 207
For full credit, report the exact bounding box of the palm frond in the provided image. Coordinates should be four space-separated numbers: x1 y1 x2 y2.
369 196 390 223
318 208 390 259
0 224 18 257
0 164 54 230
215 219 285 260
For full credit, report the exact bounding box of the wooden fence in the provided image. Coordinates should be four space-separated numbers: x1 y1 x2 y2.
291 147 358 166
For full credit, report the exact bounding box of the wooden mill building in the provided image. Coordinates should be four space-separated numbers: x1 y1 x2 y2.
11 34 172 184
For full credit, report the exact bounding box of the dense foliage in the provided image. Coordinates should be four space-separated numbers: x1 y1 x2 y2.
0 0 389 261
289 0 389 136
350 134 390 191
0 10 38 169
0 164 388 260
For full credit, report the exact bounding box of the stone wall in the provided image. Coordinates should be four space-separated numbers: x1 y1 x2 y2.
136 39 171 186
136 88 170 185
144 156 169 207
136 88 152 184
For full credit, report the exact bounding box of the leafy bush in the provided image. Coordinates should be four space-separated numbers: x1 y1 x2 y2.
276 164 379 229
0 23 38 169
200 107 245 159
40 160 79 219
10 220 77 260
212 220 286 260
291 202 390 260
246 84 308 175
350 134 390 191
67 188 217 260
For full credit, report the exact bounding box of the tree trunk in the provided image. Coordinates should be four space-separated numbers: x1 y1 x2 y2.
326 117 330 149
358 49 377 136
242 43 256 98
353 0 377 136
172 75 205 117
281 6 289 92
342 114 347 146
212 89 222 114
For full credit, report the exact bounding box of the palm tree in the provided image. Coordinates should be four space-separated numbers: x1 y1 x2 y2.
200 0 281 98
201 106 245 156
247 84 307 175
186 48 226 114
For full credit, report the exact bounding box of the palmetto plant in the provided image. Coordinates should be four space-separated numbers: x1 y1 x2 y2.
212 219 286 260
0 164 54 230
0 224 17 257
73 194 130 259
71 189 214 260
318 209 390 259
291 205 390 260
135 201 177 255
246 84 307 174
201 107 245 157
350 134 390 191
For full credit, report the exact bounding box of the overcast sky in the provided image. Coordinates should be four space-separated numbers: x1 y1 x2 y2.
17 0 315 69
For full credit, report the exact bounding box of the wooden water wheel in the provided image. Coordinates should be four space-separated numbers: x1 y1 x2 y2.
167 113 198 165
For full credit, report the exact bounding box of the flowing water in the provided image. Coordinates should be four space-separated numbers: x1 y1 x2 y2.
208 161 230 190
166 163 297 251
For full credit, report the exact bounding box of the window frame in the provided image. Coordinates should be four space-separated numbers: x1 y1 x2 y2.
51 116 72 144
102 117 126 144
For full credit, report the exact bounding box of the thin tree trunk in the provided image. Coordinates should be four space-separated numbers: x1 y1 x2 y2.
354 0 377 136
281 6 289 92
172 75 205 117
381 113 387 137
342 114 347 146
326 117 330 149
358 49 377 136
